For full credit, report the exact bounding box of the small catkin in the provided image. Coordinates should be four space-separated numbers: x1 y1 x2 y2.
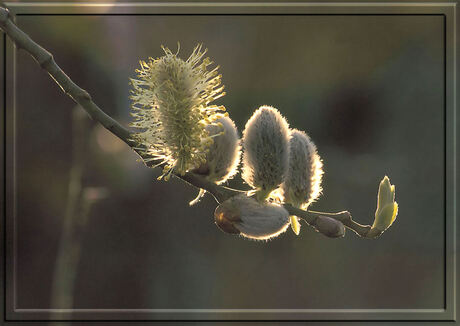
201 116 241 184
241 106 290 200
282 129 323 210
214 194 290 241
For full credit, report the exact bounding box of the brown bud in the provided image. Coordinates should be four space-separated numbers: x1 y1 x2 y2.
214 203 241 234
312 216 346 238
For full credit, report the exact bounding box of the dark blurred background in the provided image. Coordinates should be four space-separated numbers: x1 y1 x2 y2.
13 14 444 311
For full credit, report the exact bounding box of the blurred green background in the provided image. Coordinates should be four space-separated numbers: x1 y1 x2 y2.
14 14 444 311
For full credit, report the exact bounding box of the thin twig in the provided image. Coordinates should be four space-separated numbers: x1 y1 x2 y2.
307 209 373 237
0 6 379 239
173 172 244 203
291 208 376 238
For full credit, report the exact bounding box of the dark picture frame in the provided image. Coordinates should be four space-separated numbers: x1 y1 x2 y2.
1 1 457 324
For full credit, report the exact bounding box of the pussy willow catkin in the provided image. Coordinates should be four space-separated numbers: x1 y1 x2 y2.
130 44 227 179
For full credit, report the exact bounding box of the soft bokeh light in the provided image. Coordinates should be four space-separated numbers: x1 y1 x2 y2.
94 124 125 154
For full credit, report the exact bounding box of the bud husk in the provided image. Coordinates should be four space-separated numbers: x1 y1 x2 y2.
290 216 301 236
312 216 346 238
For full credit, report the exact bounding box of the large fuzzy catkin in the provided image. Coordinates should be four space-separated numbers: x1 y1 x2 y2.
241 106 290 199
214 194 290 240
202 116 241 184
130 44 227 179
282 129 323 235
282 129 323 210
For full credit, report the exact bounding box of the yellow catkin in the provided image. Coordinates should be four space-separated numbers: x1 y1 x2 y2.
130 44 226 178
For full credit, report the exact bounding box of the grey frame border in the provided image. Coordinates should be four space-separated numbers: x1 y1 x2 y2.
1 1 457 323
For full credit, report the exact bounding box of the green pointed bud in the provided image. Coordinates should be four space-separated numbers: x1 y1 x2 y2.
376 176 394 216
369 176 398 236
214 194 290 240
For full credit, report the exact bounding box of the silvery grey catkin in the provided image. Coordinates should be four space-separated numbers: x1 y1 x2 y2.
190 116 240 206
242 106 290 201
214 194 290 240
282 129 323 209
282 129 323 235
203 116 241 184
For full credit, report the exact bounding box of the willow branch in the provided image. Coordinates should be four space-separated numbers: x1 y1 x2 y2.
289 206 375 238
173 172 244 203
0 7 133 146
0 6 378 239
